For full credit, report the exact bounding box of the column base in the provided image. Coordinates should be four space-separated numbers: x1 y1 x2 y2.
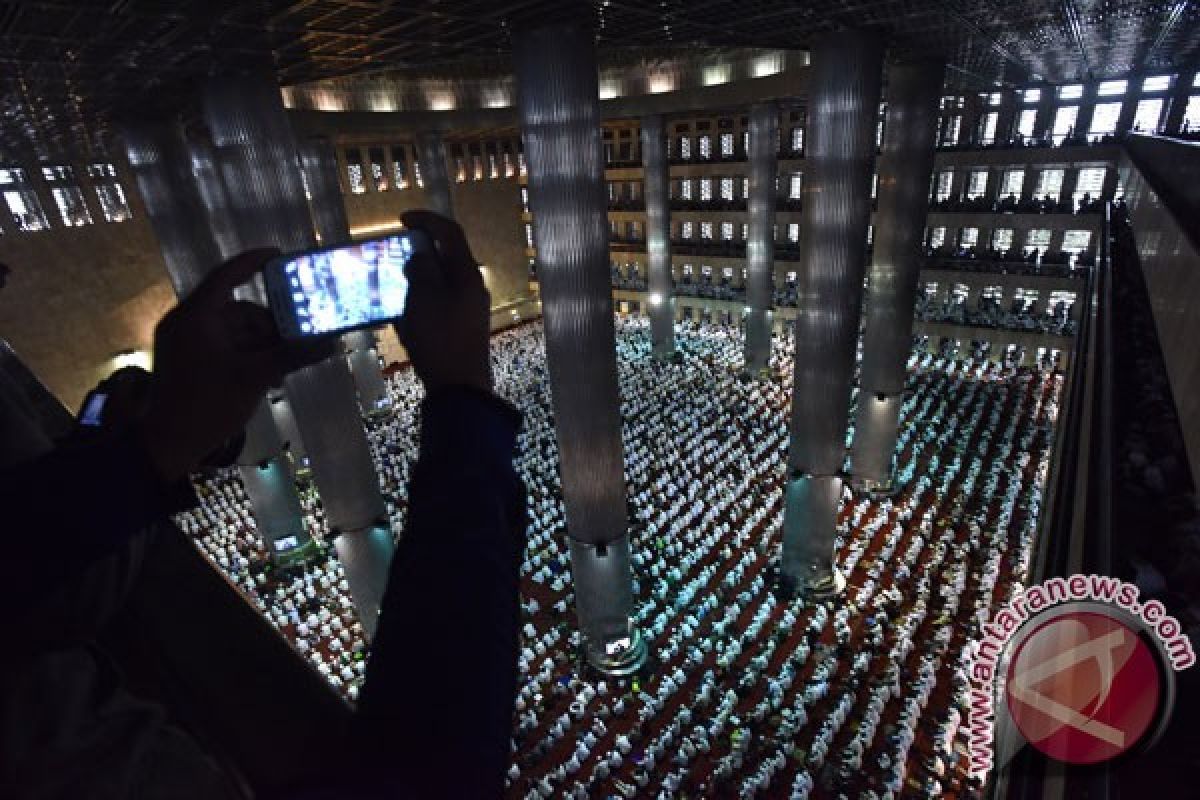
847 474 902 498
775 566 847 601
581 625 649 676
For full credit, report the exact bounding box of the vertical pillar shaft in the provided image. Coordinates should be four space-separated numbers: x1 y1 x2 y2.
745 102 778 372
851 62 945 491
515 23 644 674
641 115 674 358
201 70 391 632
416 132 454 218
297 135 391 413
121 117 311 557
781 31 884 591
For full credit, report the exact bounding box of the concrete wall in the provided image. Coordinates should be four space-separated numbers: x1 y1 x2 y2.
0 165 175 411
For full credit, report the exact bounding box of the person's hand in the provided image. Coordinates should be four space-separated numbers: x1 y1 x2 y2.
396 211 492 394
137 249 333 482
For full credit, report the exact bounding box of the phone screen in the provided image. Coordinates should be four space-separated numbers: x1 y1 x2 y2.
277 234 415 336
79 392 107 427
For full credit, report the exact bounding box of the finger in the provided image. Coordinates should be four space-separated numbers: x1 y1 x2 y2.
221 302 283 352
403 250 443 294
401 210 480 288
192 248 281 305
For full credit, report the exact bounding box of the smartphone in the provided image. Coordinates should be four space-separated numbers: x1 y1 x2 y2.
263 230 433 339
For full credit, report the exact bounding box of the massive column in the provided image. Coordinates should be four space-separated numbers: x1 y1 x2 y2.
415 132 454 218
850 62 945 493
121 117 312 560
514 23 646 674
744 102 779 373
201 71 392 633
640 115 674 358
297 136 390 413
780 31 884 596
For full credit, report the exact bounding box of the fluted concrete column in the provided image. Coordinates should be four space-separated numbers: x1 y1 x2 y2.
298 136 391 413
851 62 944 493
201 70 391 633
515 23 645 675
267 390 306 465
781 31 884 594
121 116 312 558
641 115 674 358
416 132 454 218
745 102 778 372
344 329 389 412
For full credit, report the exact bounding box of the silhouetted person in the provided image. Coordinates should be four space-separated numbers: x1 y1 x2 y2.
0 212 525 799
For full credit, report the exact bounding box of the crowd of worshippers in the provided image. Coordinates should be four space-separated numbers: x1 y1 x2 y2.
177 315 1064 798
915 288 1078 336
930 190 1104 215
924 243 1092 271
936 128 1118 152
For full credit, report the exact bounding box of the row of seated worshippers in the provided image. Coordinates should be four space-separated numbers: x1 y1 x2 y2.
915 291 1078 336
174 315 1062 797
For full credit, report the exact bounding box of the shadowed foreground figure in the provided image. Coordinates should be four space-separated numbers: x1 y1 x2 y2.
0 213 526 799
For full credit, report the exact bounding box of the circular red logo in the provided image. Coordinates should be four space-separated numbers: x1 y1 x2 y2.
1005 610 1161 764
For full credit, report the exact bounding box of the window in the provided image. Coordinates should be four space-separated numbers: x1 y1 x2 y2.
940 115 961 146
1073 167 1106 209
720 221 734 240
451 145 466 183
1184 96 1200 131
470 144 483 181
524 223 534 248
1062 230 1092 255
1025 228 1052 254
502 142 515 178
1090 102 1122 135
368 147 388 191
701 264 712 277
680 179 693 201
1142 75 1171 93
742 177 750 199
682 264 694 276
934 170 954 202
0 167 49 231
699 178 713 202
414 159 424 188
700 221 713 240
720 132 735 157
1017 109 1037 139
789 173 803 200
345 149 366 194
866 224 873 245
742 130 750 155
1035 169 1065 201
486 142 499 179
960 227 979 248
929 227 947 248
42 164 92 226
790 127 803 153
741 223 748 240
1133 98 1164 132
871 172 878 200
1052 106 1079 142
698 134 712 160
1097 80 1127 97
391 146 409 189
520 186 529 212
87 163 132 222
992 228 1014 251
966 169 989 199
678 136 692 160
1058 84 1084 100
787 223 800 243
681 221 694 239
1001 169 1025 197
979 112 999 144
1022 88 1042 104
721 266 733 280
720 177 734 201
